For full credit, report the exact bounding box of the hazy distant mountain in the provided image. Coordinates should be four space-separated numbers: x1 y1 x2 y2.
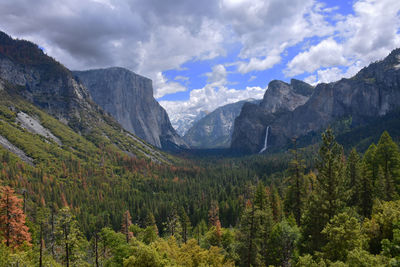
184 99 260 148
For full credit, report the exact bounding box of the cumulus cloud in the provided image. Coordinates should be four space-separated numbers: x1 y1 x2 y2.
0 0 226 98
287 0 400 80
0 0 336 96
286 38 347 76
223 0 334 72
153 72 187 98
1 0 399 121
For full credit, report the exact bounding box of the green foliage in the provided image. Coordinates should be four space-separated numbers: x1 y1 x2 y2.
301 129 347 253
363 200 400 254
267 217 301 267
381 222 400 266
321 212 367 262
375 131 400 200
1 88 400 267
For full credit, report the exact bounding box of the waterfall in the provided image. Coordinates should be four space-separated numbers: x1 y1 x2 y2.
258 126 270 154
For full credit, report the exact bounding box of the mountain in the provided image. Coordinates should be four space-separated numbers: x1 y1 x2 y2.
183 99 260 148
231 79 314 153
0 31 168 162
232 49 400 153
168 109 209 137
73 68 188 151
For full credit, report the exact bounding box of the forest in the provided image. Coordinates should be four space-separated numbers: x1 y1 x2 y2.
1 127 400 266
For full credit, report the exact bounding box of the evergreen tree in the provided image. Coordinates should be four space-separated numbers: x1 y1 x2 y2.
267 217 300 267
179 208 192 244
237 182 273 267
358 161 374 217
322 212 368 262
0 186 31 248
346 148 362 207
56 207 87 267
163 208 182 241
121 210 133 243
269 185 283 222
301 129 346 253
284 142 306 225
375 131 400 200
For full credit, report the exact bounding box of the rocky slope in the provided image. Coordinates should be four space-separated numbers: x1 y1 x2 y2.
184 99 260 148
232 49 400 154
231 79 314 153
73 68 187 150
0 31 168 162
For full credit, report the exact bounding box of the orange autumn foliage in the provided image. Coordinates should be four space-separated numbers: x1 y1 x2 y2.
0 186 31 248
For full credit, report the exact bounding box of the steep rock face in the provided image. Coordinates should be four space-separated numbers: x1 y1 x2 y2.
0 31 169 162
183 99 260 148
231 79 314 153
74 68 188 150
271 49 400 148
0 31 92 123
232 49 400 153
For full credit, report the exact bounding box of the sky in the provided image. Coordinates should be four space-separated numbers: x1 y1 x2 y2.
1 0 400 135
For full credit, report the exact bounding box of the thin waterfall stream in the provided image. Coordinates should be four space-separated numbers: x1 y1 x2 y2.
258 125 270 154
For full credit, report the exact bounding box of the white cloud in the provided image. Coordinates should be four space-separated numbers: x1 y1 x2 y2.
175 75 189 81
236 48 283 74
160 64 265 135
303 60 366 85
286 38 347 76
222 0 334 72
153 72 187 98
248 75 257 82
287 0 400 80
206 64 227 86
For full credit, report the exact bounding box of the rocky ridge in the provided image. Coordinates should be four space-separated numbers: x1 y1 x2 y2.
231 49 400 153
231 79 314 153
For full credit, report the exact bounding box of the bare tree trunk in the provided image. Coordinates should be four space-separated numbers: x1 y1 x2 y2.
95 233 99 267
39 222 43 267
64 225 69 267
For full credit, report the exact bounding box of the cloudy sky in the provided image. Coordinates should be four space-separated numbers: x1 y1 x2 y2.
1 0 400 134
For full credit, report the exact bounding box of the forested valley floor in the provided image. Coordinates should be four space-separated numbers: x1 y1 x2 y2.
1 129 400 266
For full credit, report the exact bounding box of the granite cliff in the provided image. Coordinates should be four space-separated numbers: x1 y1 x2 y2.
0 31 168 162
73 68 188 150
231 79 314 153
231 49 400 153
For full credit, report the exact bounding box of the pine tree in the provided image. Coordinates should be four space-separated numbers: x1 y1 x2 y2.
316 129 347 220
237 182 273 267
254 182 274 266
121 210 133 243
179 208 191 243
375 131 400 200
0 186 31 248
358 161 374 217
346 148 362 207
163 208 182 240
269 185 283 222
144 212 158 236
284 142 306 225
301 129 346 253
56 207 87 266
